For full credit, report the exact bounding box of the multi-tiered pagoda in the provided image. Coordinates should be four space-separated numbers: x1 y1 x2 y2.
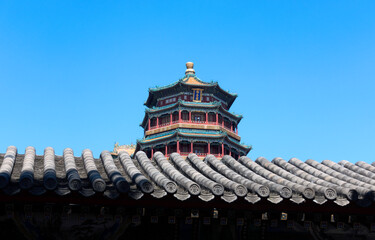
135 62 251 159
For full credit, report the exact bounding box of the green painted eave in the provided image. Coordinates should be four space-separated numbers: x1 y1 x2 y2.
145 100 221 113
143 128 224 141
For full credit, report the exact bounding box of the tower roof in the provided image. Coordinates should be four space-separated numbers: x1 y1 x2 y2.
145 62 237 108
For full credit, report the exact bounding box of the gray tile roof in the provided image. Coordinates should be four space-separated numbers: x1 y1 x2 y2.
0 145 373 207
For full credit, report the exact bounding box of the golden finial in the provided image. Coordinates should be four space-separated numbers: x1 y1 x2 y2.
185 62 195 75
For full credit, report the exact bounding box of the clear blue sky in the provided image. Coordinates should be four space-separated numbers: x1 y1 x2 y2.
0 1 374 163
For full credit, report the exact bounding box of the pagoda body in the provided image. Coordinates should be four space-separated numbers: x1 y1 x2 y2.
135 62 251 159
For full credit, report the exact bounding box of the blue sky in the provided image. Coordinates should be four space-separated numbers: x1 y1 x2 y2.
0 1 374 163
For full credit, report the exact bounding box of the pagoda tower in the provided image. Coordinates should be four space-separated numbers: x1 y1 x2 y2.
135 62 251 159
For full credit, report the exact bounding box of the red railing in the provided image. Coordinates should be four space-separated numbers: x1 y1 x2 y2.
159 122 170 127
165 152 223 157
148 120 237 134
191 120 206 124
195 152 206 156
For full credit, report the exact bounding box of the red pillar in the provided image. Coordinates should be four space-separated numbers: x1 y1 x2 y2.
222 120 224 128
229 148 232 156
216 113 218 125
170 113 173 124
208 142 210 155
206 112 208 124
221 143 224 156
177 140 180 154
148 118 151 130
189 112 192 123
156 117 159 128
236 126 238 134
178 110 181 123
191 142 193 153
151 148 154 159
165 145 168 156
231 124 233 132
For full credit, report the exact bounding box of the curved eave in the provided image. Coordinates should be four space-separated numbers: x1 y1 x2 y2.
137 131 250 154
145 100 243 122
147 101 180 113
138 131 225 146
218 105 243 123
224 135 252 154
214 84 237 109
137 132 178 145
144 81 180 108
148 80 181 92
141 102 180 127
178 132 225 138
180 100 220 109
140 111 148 127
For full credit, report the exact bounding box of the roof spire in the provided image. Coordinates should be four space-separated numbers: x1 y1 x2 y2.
185 62 195 75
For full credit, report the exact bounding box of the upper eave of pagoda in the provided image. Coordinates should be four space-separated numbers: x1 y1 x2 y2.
147 100 242 117
144 62 238 108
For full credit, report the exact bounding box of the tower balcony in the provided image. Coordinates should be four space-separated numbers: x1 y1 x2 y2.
147 121 240 141
147 110 239 138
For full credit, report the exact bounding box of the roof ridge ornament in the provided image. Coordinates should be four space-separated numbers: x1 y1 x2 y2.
185 62 195 75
